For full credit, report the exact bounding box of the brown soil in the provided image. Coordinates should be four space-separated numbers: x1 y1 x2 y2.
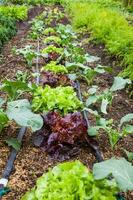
0 5 133 200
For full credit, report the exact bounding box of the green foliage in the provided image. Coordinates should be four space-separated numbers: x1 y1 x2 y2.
64 1 133 80
42 45 63 55
21 160 118 200
6 99 43 132
110 76 131 91
16 70 29 83
0 13 16 51
0 109 8 133
15 45 36 67
43 27 55 36
66 62 107 84
93 158 133 191
32 85 83 115
5 0 62 5
6 137 21 151
88 112 133 148
43 36 61 44
42 61 68 74
86 76 131 114
28 18 45 39
1 79 30 101
0 6 28 20
0 98 8 133
56 24 77 46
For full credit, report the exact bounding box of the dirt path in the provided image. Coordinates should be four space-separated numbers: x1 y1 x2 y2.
0 5 133 200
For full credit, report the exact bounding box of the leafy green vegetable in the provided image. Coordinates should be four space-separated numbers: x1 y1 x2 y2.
42 45 63 55
1 79 30 101
0 6 28 20
32 86 83 115
120 113 133 127
0 13 16 51
86 76 130 115
101 98 109 114
93 158 133 191
21 160 118 200
6 99 43 132
43 27 55 36
0 109 8 133
42 61 68 74
6 137 21 151
66 62 106 84
15 45 36 67
43 36 61 44
110 77 131 92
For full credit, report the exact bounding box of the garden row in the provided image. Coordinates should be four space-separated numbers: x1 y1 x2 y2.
1 3 133 200
20 6 133 200
0 1 133 200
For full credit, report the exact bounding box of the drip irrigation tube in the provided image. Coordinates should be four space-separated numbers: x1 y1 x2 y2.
76 80 104 162
0 127 27 199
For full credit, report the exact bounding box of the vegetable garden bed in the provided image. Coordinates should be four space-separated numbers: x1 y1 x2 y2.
0 2 133 200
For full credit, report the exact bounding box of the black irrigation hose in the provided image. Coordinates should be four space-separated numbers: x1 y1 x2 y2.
2 127 27 179
76 80 104 162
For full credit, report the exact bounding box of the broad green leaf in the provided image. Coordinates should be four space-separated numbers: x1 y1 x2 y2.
93 158 133 191
97 118 113 127
123 125 133 134
85 54 100 63
110 77 131 92
0 110 8 133
1 80 30 100
88 85 98 95
6 138 21 151
65 62 89 70
88 126 103 136
101 99 109 114
6 99 43 132
120 113 133 127
94 65 105 74
123 149 133 162
86 95 97 107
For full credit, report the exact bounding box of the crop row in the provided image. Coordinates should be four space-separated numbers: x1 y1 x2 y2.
0 3 133 200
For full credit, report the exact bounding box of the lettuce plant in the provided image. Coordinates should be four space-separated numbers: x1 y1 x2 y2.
42 61 68 74
21 160 118 200
41 71 74 87
32 85 83 115
43 27 56 36
34 111 87 151
43 36 61 44
42 45 63 55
